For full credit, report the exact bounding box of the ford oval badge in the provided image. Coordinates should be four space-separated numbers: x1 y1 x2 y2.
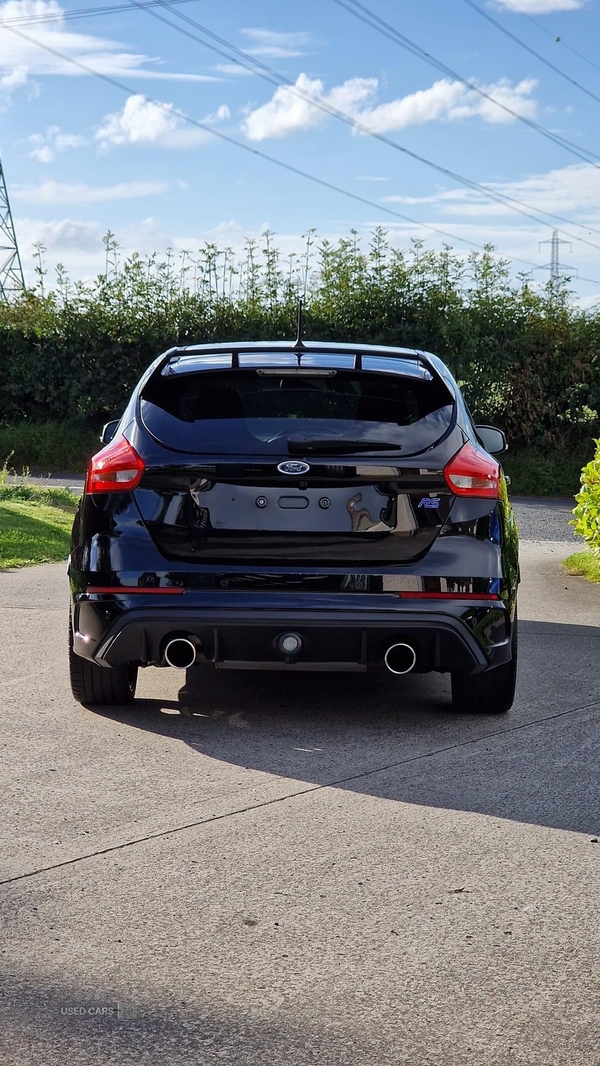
277 460 310 476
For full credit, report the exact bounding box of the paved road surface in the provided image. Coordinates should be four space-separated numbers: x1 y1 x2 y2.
1 502 598 1065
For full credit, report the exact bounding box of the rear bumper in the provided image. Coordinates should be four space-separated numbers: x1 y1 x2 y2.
72 592 512 674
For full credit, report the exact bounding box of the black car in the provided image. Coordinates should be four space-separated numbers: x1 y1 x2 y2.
68 339 518 713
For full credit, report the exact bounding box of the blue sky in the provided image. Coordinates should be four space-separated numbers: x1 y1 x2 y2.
1 0 600 300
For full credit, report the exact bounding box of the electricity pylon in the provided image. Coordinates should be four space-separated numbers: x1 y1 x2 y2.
0 156 25 301
539 229 577 281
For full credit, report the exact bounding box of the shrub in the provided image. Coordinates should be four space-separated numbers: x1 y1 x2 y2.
572 439 600 553
503 445 593 497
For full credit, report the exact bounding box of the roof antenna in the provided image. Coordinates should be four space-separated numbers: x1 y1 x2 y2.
293 298 305 352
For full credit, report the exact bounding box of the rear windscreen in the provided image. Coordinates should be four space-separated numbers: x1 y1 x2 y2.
140 368 454 455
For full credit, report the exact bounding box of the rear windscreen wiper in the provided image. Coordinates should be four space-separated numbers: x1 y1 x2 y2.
287 436 402 455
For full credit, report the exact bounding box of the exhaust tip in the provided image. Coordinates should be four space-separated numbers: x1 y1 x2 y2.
164 637 200 670
384 642 417 675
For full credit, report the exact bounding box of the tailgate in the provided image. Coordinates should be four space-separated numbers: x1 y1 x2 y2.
134 459 455 565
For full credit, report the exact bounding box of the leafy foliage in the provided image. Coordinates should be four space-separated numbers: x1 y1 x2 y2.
0 421 98 474
2 229 600 458
502 447 591 497
572 439 600 553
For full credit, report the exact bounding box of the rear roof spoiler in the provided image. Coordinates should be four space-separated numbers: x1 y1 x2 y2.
152 343 440 381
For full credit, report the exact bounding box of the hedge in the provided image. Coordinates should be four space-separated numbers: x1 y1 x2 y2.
1 230 599 455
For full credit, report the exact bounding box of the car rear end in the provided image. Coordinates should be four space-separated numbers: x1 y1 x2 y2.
69 343 518 707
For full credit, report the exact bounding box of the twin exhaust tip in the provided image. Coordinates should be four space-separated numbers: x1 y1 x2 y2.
162 635 416 674
384 642 417 675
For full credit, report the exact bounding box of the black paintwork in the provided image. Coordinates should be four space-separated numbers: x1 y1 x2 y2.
69 341 519 674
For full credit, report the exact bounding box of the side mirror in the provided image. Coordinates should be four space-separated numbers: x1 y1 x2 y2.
100 420 120 445
475 424 507 455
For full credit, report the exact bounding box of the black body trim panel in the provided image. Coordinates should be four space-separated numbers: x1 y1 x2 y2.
72 599 511 675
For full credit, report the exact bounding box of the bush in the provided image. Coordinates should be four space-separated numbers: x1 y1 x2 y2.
503 445 594 497
572 439 600 553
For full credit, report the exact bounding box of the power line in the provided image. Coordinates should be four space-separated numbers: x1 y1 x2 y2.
331 0 600 161
3 17 599 285
9 0 600 252
129 0 600 253
520 10 600 78
460 0 600 106
0 0 199 28
0 22 503 256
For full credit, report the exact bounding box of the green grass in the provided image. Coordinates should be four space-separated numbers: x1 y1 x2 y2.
0 485 79 570
562 550 600 584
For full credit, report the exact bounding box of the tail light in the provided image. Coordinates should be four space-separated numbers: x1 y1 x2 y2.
86 435 145 494
444 442 500 499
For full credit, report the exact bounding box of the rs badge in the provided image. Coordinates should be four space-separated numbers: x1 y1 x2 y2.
418 497 441 509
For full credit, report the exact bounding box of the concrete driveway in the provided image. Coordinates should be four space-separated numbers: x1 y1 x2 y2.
1 500 598 1066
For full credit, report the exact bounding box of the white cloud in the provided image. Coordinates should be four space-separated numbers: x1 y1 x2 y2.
0 0 221 92
240 28 315 58
443 78 538 125
1 65 27 90
242 73 538 141
0 63 27 108
96 95 229 150
97 96 180 146
13 180 170 203
28 124 85 162
382 194 440 204
14 216 103 279
494 1 584 12
382 163 600 221
242 73 376 140
356 79 466 133
211 62 256 77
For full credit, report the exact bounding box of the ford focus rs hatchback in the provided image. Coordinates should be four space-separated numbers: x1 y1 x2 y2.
68 339 519 713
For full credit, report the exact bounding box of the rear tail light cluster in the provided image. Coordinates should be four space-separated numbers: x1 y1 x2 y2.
443 442 500 499
86 435 145 494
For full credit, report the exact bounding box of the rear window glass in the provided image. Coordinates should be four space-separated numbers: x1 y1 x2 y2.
140 368 454 455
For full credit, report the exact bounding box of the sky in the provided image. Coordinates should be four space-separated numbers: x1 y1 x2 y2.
1 0 600 301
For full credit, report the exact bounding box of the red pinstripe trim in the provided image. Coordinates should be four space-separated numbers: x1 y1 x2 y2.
85 586 185 595
398 591 500 600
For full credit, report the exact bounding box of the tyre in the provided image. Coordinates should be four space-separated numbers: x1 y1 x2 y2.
451 613 518 715
69 611 137 707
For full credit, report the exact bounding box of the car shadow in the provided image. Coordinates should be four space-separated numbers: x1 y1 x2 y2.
94 619 600 837
0 970 422 1066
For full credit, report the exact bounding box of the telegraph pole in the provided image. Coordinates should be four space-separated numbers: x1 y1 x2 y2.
0 155 25 301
